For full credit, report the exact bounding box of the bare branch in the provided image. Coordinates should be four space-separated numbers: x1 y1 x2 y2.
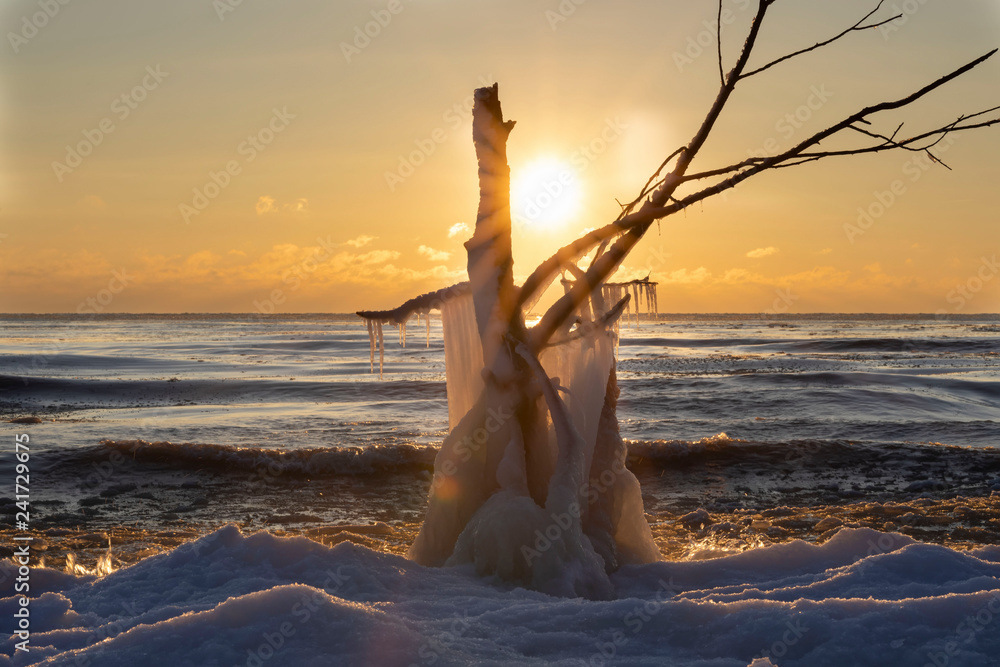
742 0 901 79
365 7 999 361
679 51 999 188
663 0 774 190
357 282 470 324
528 49 999 347
614 147 684 222
716 0 725 86
677 106 1000 185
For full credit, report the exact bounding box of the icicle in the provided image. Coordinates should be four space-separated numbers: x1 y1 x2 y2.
366 319 375 373
401 321 407 348
425 310 431 348
632 285 640 328
376 321 385 379
652 284 658 315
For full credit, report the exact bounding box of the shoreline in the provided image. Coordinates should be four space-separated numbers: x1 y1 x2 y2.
13 437 999 573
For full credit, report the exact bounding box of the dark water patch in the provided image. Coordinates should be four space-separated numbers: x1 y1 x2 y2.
0 375 446 409
621 336 999 355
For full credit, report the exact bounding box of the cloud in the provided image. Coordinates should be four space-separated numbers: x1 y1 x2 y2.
418 245 451 262
129 244 404 291
720 268 760 284
376 264 466 284
447 222 470 239
285 198 308 214
818 248 833 255
255 196 309 216
255 196 277 216
747 246 778 259
662 267 711 284
345 235 376 248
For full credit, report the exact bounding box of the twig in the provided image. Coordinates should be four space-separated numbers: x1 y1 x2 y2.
743 0 900 79
716 0 725 86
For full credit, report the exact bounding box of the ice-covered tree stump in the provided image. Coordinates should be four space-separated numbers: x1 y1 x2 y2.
357 0 998 598
396 85 657 598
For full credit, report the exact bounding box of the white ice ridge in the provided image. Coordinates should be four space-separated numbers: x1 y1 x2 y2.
4 526 999 666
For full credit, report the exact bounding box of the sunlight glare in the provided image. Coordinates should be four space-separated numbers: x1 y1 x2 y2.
510 157 583 232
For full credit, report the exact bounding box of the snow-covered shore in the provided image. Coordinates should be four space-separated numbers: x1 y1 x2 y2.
3 526 999 666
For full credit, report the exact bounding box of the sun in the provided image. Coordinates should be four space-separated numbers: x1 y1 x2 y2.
510 157 583 231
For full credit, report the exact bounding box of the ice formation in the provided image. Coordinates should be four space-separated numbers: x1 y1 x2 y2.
598 278 659 329
358 85 665 596
408 285 659 597
441 293 484 430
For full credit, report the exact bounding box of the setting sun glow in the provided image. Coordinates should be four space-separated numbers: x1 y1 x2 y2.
510 158 583 232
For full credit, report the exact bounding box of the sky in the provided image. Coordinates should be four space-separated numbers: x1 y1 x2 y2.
1 0 998 314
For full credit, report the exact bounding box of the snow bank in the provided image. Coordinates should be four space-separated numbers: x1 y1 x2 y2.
3 526 998 666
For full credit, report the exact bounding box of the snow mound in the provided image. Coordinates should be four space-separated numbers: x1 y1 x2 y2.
2 526 998 666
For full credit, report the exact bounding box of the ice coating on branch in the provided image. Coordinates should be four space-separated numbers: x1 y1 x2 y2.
441 294 485 430
443 332 617 598
366 319 375 373
597 278 658 329
413 311 656 596
391 85 659 594
375 321 384 379
356 282 472 377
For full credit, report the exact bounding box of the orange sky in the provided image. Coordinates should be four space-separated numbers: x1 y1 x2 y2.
2 0 998 314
